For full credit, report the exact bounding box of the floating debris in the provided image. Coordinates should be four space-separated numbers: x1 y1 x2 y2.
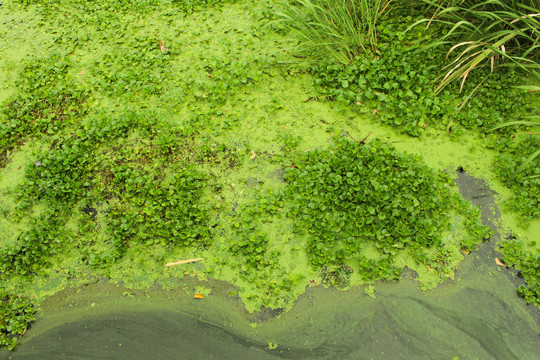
495 258 507 267
159 40 169 54
164 258 204 267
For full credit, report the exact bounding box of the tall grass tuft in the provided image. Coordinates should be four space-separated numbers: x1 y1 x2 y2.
412 0 540 92
276 0 392 63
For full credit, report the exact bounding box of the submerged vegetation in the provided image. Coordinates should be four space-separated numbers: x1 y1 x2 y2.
0 0 539 349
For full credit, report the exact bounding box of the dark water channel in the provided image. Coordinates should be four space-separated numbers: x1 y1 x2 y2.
3 172 540 360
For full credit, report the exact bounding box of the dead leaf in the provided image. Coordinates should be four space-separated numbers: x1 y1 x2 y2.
194 293 204 299
427 266 434 272
291 163 296 168
250 150 256 159
164 258 204 267
160 41 169 54
463 249 470 255
495 258 506 267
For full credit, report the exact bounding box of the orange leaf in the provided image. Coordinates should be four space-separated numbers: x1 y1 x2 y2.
194 293 204 299
495 258 506 267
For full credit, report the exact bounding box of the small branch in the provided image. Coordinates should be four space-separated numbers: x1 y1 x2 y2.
164 258 204 267
359 132 372 144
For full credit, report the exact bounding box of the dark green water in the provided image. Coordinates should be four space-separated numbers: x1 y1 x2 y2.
3 269 540 360
2 174 539 360
4 310 278 360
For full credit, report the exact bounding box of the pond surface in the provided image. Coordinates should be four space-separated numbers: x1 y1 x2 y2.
3 172 539 360
3 263 540 360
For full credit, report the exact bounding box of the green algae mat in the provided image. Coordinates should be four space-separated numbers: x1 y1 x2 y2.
1 0 539 356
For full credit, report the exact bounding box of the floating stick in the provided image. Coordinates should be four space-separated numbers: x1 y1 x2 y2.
164 258 204 267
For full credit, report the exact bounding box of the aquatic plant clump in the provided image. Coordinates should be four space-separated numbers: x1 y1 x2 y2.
0 291 36 350
312 47 532 137
0 210 66 275
284 137 488 279
0 55 89 166
0 109 213 274
492 135 540 223
500 239 540 307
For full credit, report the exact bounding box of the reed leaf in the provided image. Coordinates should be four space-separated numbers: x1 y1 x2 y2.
413 0 540 92
517 148 540 172
490 119 540 131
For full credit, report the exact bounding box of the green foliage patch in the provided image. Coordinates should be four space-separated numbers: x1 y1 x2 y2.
284 137 492 280
0 209 66 275
18 0 234 20
311 18 533 136
0 54 89 166
16 0 215 13
0 106 232 337
500 238 540 307
1 110 215 272
492 135 540 223
227 191 284 270
170 0 232 13
92 36 171 96
0 291 35 350
222 190 305 308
